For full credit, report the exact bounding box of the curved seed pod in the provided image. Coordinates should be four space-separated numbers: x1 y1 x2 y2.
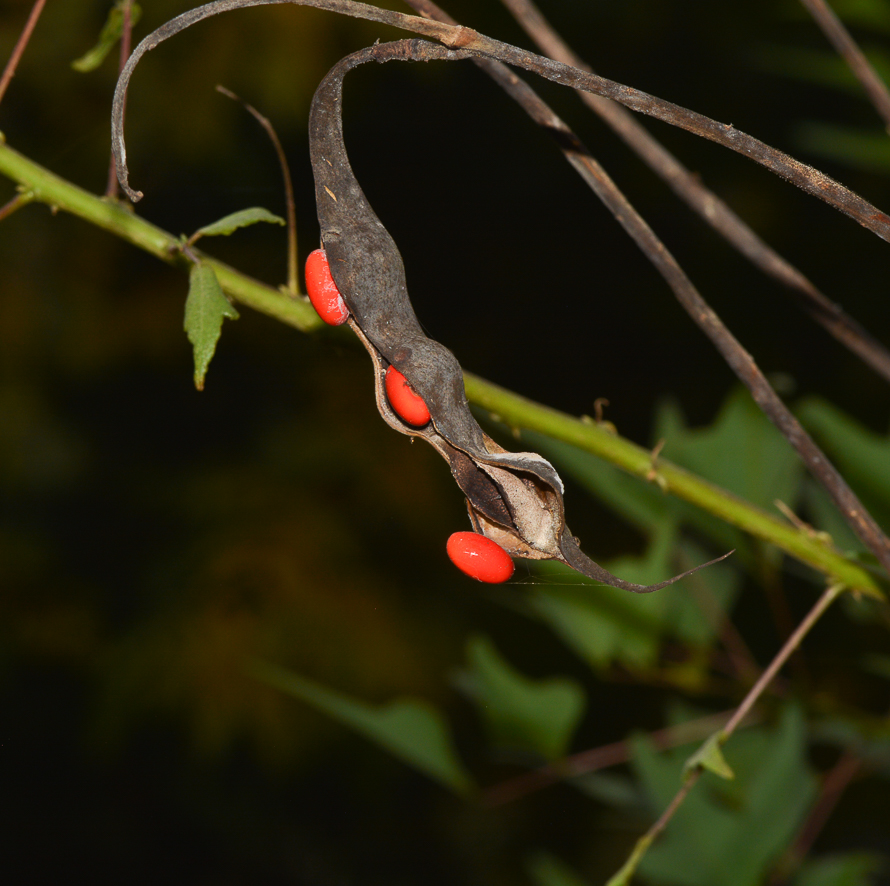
308 39 730 591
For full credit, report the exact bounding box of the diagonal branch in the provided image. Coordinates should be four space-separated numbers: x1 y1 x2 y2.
0 138 884 596
800 0 890 133
108 1 890 576
0 0 47 106
495 0 890 385
110 0 890 248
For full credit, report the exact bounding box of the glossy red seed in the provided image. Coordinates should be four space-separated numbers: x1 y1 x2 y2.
446 532 514 583
385 365 431 426
305 248 349 326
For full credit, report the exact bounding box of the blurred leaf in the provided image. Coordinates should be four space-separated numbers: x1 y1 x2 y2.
71 1 142 72
458 634 585 761
184 262 239 391
655 388 804 514
572 771 643 808
632 705 817 886
526 851 594 886
752 44 890 97
189 207 286 243
797 397 890 507
684 733 735 780
250 660 474 795
793 853 886 886
824 0 890 33
794 121 890 175
801 478 868 556
527 525 735 675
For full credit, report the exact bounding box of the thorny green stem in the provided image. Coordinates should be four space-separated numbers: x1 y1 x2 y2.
0 138 882 598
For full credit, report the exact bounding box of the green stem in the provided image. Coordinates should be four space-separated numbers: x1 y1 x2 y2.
464 374 883 597
0 136 320 332
0 136 882 598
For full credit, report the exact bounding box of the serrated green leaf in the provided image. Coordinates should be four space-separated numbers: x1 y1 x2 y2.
684 732 734 780
72 1 142 73
526 851 595 886
459 634 585 761
184 263 239 390
190 207 285 242
655 388 804 515
249 660 474 795
630 705 817 886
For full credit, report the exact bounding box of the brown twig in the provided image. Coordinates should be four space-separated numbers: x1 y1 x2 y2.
110 1 890 577
723 583 843 738
606 582 844 885
111 1 890 248
483 708 755 807
0 190 34 222
799 0 890 133
771 748 864 883
0 0 47 107
681 550 761 683
396 5 890 576
497 0 890 384
215 86 299 295
106 0 135 199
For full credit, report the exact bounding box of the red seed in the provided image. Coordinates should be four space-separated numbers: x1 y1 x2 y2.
446 532 514 583
305 248 349 326
385 365 431 427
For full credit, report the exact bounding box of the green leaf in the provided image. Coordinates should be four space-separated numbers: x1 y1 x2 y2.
72 2 142 73
794 121 890 175
184 263 239 391
526 851 595 886
797 397 890 524
189 207 285 243
249 660 474 795
458 634 585 761
683 732 734 780
655 388 804 515
526 525 735 675
631 705 817 886
794 853 886 886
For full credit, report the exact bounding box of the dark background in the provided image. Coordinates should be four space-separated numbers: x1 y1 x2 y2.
2 1 889 883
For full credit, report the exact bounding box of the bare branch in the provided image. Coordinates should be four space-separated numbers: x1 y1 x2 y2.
0 0 47 106
111 0 890 252
800 0 890 133
496 0 890 384
216 86 300 295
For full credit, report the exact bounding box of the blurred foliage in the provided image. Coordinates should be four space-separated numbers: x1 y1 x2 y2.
2 1 890 885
